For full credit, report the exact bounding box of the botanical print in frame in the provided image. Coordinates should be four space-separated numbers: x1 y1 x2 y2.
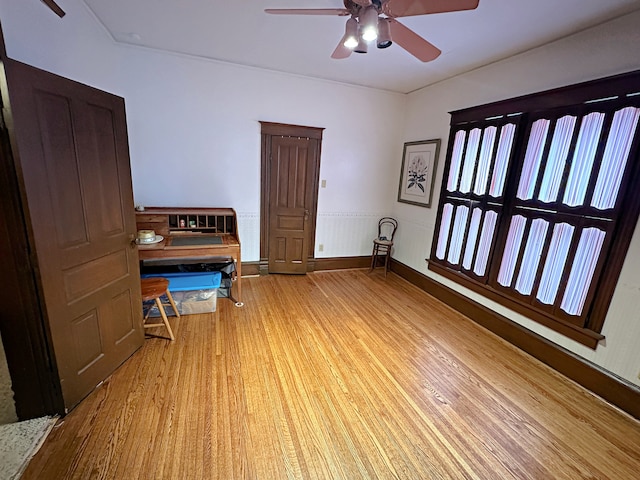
397 139 441 207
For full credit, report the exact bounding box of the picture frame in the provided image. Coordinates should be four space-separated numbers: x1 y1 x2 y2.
397 139 441 208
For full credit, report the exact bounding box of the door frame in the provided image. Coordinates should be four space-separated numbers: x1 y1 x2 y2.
259 122 323 275
0 60 65 418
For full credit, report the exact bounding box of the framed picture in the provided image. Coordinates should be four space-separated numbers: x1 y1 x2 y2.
397 139 441 208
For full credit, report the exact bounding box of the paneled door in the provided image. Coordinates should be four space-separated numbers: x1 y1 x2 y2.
4 59 144 411
261 123 323 274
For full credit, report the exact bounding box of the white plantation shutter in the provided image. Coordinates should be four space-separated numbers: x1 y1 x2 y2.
538 115 576 203
561 228 606 315
489 124 516 197
430 74 640 341
474 211 498 277
517 119 550 201
447 205 469 265
591 106 640 209
462 208 483 270
495 106 637 322
447 130 466 192
536 223 574 306
563 112 605 207
515 218 549 296
459 128 481 194
434 120 517 274
474 127 497 195
497 215 527 287
436 203 454 260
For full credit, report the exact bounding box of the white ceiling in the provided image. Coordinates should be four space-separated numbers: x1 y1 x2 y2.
82 0 640 94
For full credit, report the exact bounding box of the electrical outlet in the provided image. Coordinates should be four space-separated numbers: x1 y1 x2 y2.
318 244 324 252
321 179 327 188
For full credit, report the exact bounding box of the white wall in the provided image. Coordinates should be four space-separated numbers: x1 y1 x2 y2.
0 0 406 264
0 0 123 94
396 10 640 387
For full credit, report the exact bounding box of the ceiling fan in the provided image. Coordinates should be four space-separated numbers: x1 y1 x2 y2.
41 0 66 18
265 0 479 62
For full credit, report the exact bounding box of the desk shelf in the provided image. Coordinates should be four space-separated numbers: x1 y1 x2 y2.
168 214 235 234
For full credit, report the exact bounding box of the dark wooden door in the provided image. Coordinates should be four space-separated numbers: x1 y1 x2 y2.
4 59 144 411
261 123 322 275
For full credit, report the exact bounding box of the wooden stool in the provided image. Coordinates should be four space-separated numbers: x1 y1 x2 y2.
141 277 180 341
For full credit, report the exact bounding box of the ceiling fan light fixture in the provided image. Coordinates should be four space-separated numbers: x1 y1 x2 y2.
377 18 392 49
342 17 359 49
360 6 378 42
354 35 368 54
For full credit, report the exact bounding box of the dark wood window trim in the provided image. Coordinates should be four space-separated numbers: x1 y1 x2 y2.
428 262 603 348
428 70 640 349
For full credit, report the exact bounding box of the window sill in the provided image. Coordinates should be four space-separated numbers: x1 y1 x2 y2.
427 261 604 349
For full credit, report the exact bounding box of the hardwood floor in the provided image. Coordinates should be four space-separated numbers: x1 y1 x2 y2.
23 270 640 479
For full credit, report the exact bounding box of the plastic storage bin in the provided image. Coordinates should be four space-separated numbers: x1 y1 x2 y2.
141 272 221 315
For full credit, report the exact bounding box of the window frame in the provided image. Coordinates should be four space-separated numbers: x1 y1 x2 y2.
428 70 640 348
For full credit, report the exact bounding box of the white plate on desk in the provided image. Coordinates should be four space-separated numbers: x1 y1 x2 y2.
136 235 164 245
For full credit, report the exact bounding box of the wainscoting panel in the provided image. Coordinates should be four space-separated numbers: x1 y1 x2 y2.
240 212 388 264
242 211 434 271
594 276 640 384
315 213 386 258
237 213 260 262
391 214 435 272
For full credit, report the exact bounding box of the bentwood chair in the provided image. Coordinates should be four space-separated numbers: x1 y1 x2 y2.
369 217 398 277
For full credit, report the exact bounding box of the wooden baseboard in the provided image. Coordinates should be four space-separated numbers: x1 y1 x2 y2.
252 256 370 275
240 262 260 277
313 256 371 271
390 259 640 420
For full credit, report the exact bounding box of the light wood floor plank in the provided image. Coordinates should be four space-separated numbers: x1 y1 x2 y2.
22 270 640 479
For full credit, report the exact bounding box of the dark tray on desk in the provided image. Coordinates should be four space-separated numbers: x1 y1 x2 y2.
170 235 223 246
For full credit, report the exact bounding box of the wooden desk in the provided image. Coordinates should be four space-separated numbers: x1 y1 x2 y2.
136 207 243 306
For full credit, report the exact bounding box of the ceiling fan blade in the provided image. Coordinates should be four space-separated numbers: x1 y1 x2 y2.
383 0 478 18
40 0 66 18
389 19 441 62
265 9 350 16
331 41 353 60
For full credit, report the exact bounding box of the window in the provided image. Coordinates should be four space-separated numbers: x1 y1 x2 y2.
428 71 640 348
